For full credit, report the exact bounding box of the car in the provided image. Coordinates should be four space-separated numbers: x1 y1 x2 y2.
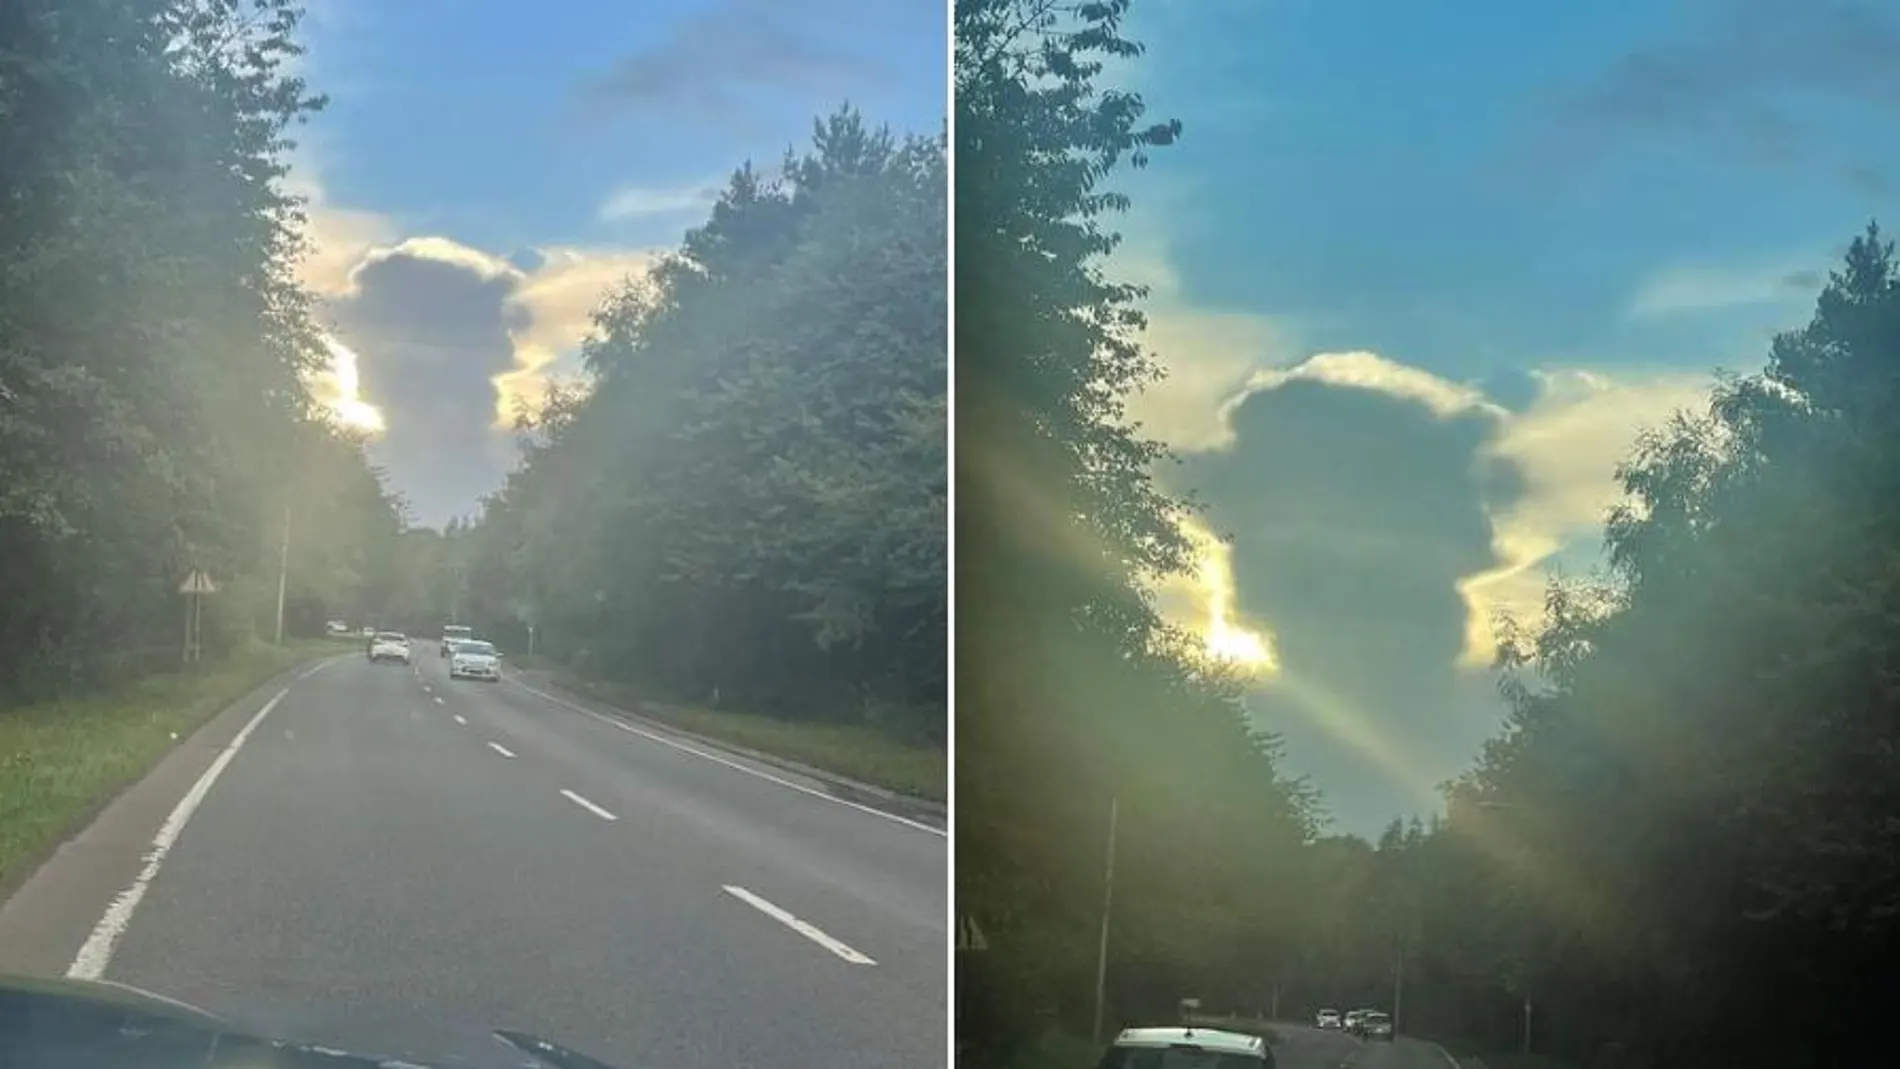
368 632 411 665
448 639 501 682
1316 1009 1341 1029
1357 1012 1394 1041
1097 1026 1275 1069
440 624 473 657
1343 1010 1365 1033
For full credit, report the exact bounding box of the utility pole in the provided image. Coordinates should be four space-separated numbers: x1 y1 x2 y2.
274 503 291 645
1091 795 1120 1044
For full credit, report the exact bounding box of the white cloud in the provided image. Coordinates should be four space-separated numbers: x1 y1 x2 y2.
1460 366 1713 665
1120 226 1716 669
1627 255 1821 318
497 245 665 423
598 179 721 221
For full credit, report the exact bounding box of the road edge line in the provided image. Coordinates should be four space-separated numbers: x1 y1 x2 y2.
721 884 876 965
512 678 946 837
65 686 291 980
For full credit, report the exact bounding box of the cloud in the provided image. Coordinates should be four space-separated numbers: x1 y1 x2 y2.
324 239 528 524
598 179 721 222
1181 368 1526 832
576 0 891 127
1462 367 1713 666
1122 227 1720 828
1540 0 1900 176
309 234 662 526
498 245 663 422
1627 256 1825 318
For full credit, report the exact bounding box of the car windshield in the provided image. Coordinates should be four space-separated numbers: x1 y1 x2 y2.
374 633 405 643
458 642 496 656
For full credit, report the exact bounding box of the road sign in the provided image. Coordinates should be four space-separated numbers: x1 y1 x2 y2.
178 570 218 594
956 914 988 952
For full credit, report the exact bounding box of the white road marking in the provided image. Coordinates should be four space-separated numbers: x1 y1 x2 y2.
433 696 444 705
510 679 944 837
722 885 876 965
487 741 517 759
453 715 467 725
67 688 291 980
560 789 618 821
299 659 335 680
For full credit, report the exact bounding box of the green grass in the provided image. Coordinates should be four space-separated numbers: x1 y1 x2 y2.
0 637 334 893
550 674 947 803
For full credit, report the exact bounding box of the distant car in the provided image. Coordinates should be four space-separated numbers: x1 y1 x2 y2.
1316 1009 1341 1029
1098 1027 1275 1069
441 624 474 657
325 620 351 637
368 632 411 665
1357 1012 1393 1041
448 639 501 682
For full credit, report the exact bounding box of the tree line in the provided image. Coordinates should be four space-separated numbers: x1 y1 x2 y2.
437 108 948 742
956 1 1317 1062
956 2 1900 1068
0 0 405 702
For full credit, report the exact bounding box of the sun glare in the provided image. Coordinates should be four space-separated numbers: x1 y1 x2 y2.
1186 521 1278 673
318 335 386 434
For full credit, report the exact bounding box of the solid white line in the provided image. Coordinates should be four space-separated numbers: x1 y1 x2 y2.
722 885 875 965
510 679 943 837
67 688 290 980
487 741 516 759
560 789 618 821
453 715 467 725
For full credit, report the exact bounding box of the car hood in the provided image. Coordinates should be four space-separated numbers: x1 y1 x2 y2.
453 654 498 664
0 974 624 1069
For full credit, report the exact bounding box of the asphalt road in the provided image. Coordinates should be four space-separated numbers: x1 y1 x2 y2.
1271 1023 1460 1069
0 652 946 1069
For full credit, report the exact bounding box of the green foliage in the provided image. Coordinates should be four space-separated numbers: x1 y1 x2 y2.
955 2 1316 1062
0 0 404 700
448 108 947 740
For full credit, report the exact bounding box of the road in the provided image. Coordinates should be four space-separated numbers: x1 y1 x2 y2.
0 652 946 1069
1270 1023 1461 1069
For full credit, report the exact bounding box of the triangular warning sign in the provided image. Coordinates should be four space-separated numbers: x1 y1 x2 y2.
956 914 989 951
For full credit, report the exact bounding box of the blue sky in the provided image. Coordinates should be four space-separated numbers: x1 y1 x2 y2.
297 0 945 522
1117 0 1900 833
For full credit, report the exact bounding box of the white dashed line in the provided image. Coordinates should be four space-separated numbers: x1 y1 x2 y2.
433 696 444 705
487 742 517 759
67 688 290 979
453 715 467 725
511 679 943 837
560 789 618 821
721 885 876 965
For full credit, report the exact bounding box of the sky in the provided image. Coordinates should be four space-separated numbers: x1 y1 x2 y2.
295 0 946 525
1119 0 1900 834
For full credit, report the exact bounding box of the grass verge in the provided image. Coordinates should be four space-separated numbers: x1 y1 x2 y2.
0 637 337 893
545 673 946 803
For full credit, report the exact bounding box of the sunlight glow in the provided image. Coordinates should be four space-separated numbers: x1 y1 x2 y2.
1183 520 1278 673
318 335 385 433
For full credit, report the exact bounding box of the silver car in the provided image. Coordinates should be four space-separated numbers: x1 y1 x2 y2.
448 639 501 682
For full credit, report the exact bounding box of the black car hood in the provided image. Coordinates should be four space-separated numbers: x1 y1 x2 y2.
0 975 623 1069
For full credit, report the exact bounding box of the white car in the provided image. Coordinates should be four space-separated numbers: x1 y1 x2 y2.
448 639 501 682
1357 1012 1393 1041
368 632 411 665
1098 1027 1274 1069
1317 1009 1341 1029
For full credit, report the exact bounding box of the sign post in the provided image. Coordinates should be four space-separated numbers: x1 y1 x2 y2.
179 569 218 664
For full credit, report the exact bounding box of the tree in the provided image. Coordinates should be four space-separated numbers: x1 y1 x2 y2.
458 107 948 739
0 0 401 697
955 2 1313 1061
